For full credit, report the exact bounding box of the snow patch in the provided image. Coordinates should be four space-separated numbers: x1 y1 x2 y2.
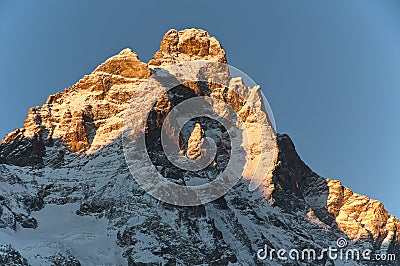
0 203 124 266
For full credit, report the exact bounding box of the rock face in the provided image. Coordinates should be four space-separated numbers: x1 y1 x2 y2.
149 29 227 67
0 29 399 265
270 135 400 249
326 179 400 244
0 48 151 165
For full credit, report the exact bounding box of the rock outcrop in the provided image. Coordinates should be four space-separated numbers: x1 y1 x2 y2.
149 29 227 67
0 245 29 266
186 123 204 160
327 178 400 244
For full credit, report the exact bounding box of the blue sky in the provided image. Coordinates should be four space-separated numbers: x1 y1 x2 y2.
1 1 399 216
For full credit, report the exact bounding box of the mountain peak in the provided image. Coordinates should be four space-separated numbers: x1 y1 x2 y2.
93 47 151 79
148 28 227 67
118 47 136 55
1 29 399 265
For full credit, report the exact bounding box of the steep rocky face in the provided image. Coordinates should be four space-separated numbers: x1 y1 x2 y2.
0 29 227 167
270 134 400 251
0 29 399 265
0 48 151 166
149 29 227 67
326 179 400 245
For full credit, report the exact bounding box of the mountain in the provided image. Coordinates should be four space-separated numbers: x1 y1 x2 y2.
0 29 399 265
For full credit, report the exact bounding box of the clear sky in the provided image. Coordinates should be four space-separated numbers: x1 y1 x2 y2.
1 1 399 216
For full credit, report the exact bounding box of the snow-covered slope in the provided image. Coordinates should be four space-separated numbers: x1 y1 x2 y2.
0 29 399 265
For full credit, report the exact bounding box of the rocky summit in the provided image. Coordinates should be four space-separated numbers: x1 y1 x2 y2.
0 29 399 265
